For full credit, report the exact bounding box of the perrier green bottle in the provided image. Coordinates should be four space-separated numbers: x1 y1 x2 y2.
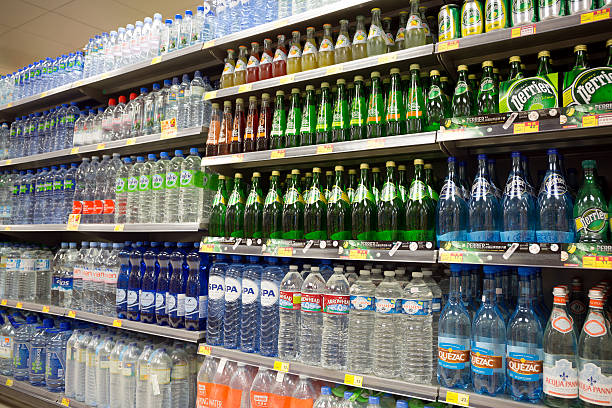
225 172 246 238
324 170 334 202
286 88 302 148
262 170 283 239
371 167 382 203
477 60 498 115
366 71 386 138
508 55 524 80
405 159 435 241
327 165 352 240
452 65 474 118
270 90 287 149
424 163 439 202
300 85 317 146
574 160 609 243
209 175 228 237
398 164 408 204
425 70 450 131
282 169 305 239
406 64 426 134
351 163 378 240
315 82 333 144
349 75 368 140
346 169 357 203
244 172 264 238
386 68 406 136
536 51 552 76
304 167 327 240
331 79 350 142
377 161 405 241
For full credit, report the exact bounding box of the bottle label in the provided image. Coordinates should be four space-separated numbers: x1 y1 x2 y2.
152 173 164 191
504 175 527 197
104 268 117 285
116 288 126 307
165 171 179 189
328 185 349 204
380 182 397 202
540 173 567 197
234 59 247 72
402 299 431 315
279 290 301 310
367 24 384 40
319 38 334 52
575 208 608 235
138 174 152 191
284 187 304 205
15 342 29 370
353 184 375 203
471 341 505 375
305 187 326 205
30 346 45 375
260 52 273 65
0 337 12 359
323 294 350 314
439 180 462 200
350 295 374 311
241 279 259 304
273 49 287 62
543 355 578 399
301 293 322 313
127 176 138 192
583 311 607 337
167 293 177 315
212 191 227 207
227 190 244 207
552 314 573 333
140 290 155 311
335 34 350 48
375 297 401 314
353 29 367 44
408 180 428 200
224 277 241 302
438 336 470 370
47 351 63 380
180 169 203 188
455 80 469 96
247 55 260 67
103 200 115 214
127 289 139 310
507 346 544 382
222 62 235 75
288 45 302 59
302 41 318 56
578 361 612 405
245 190 263 206
260 280 279 307
155 292 166 315
471 176 493 198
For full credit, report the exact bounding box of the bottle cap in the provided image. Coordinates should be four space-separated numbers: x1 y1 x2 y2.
236 97 244 104
323 23 332 28
249 96 257 102
360 163 369 169
574 44 587 52
429 69 440 76
223 100 232 107
607 39 612 47
360 269 370 275
305 85 315 91
218 175 225 180
582 159 596 169
457 65 468 71
313 167 321 173
424 163 433 169
493 68 500 73
386 161 395 167
334 267 343 272
371 7 381 11
336 78 345 85
372 167 380 172
253 172 261 177
291 88 300 94
414 159 424 165
401 74 409 80
212 103 220 109
398 165 406 171
371 71 380 78
321 82 329 88
272 170 280 176
348 169 356 174
410 63 420 70
395 268 405 275
384 270 395 277
441 76 448 82
275 90 284 96
354 75 363 82
369 397 380 404
412 271 423 278
589 289 603 299
335 165 344 171
390 68 400 75
537 50 550 58
509 55 521 63
291 169 300 175
234 173 242 179
553 286 566 297
482 60 493 67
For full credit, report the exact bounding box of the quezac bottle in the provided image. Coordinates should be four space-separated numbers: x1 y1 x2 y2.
468 154 501 242
304 167 327 240
436 157 469 242
352 163 378 240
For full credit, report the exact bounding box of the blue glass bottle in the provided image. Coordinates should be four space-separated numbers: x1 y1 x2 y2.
126 242 144 321
207 254 229 346
506 267 544 403
168 242 190 328
501 152 536 243
437 157 469 242
438 264 471 389
471 266 507 396
537 149 575 243
468 154 501 242
469 265 482 312
140 242 161 323
155 242 174 326
240 256 263 353
185 243 209 331
487 158 503 199
224 255 243 349
115 241 132 319
259 256 284 357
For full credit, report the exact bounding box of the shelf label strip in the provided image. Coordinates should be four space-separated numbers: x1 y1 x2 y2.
198 344 212 355
344 374 363 387
445 391 469 407
273 361 290 373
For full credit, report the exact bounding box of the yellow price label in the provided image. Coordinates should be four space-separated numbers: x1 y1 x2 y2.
198 344 212 355
200 243 215 253
5 159 12 165
277 247 293 257
349 249 368 260
439 251 464 263
316 144 333 154
5 378 13 387
42 306 50 313
513 121 539 134
68 310 76 318
112 319 122 328
238 84 252 93
40 91 48 97
326 65 344 75
273 361 290 372
151 56 162 65
593 7 610 20
114 224 125 232
270 149 286 159
231 154 244 162
582 115 598 127
15 302 22 309
70 147 79 154
583 255 612 269
74 80 84 87
203 39 216 48
377 54 398 64
101 73 110 80
4 226 10 231
66 214 81 231
6 103 12 108
204 91 217 100
125 138 136 146
161 118 178 139
580 10 595 23
439 40 460 52
61 397 70 406
279 74 295 85
511 24 536 38
344 374 363 387
0 299 6 306
445 391 470 407
366 139 385 149
97 143 106 150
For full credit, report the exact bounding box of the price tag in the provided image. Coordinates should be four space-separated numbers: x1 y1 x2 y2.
513 121 539 134
326 65 344 75
439 251 464 263
511 24 536 38
580 8 609 23
6 103 12 108
238 84 252 93
377 54 398 64
114 224 125 232
40 91 48 98
231 154 244 162
97 143 106 150
70 147 79 154
349 249 368 260
68 310 76 318
316 144 333 154
203 39 216 48
198 344 211 355
200 243 215 253
42 306 50 313
273 361 290 372
0 300 6 306
61 397 70 406
273 18 290 28
150 56 162 65
74 80 84 87
4 226 10 231
204 91 217 100
582 115 598 127
161 118 177 139
270 149 286 159
277 247 293 257
4 159 11 165
445 391 470 407
125 138 136 146
366 139 385 149
279 74 295 85
15 302 22 309
344 374 363 387
112 319 122 328
583 255 612 269
438 40 459 52
5 378 13 387
66 214 81 230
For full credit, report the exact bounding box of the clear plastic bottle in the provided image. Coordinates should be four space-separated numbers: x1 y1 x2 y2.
64 329 80 398
115 157 131 223
151 152 169 223
347 269 376 374
260 257 284 357
46 322 71 393
164 150 184 223
13 316 38 381
313 385 335 408
95 334 115 408
224 255 243 349
170 344 190 407
119 342 141 408
501 151 537 242
299 266 325 366
177 73 191 129
109 339 126 408
240 256 262 353
422 269 443 372
226 362 256 407
74 330 92 401
278 265 303 361
0 312 16 376
374 270 403 378
29 319 53 386
188 71 206 128
179 147 203 223
321 266 350 370
135 344 154 408
84 333 101 405
207 254 229 346
137 154 156 223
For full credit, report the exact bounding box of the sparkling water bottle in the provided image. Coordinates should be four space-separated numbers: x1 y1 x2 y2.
240 256 262 352
468 154 501 241
437 157 469 241
224 255 244 348
299 266 325 366
373 271 402 378
501 152 536 242
321 266 350 370
168 243 189 328
278 265 303 361
164 150 184 223
155 242 173 326
347 269 375 374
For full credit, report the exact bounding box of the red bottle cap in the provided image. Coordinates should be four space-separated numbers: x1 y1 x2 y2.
118 95 127 104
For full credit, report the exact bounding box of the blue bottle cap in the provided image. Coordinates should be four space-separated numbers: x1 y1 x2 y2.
396 401 408 408
483 265 497 275
190 147 199 155
148 154 157 160
477 154 487 160
177 242 189 248
518 267 534 276
447 156 456 163
175 14 182 20
136 156 145 163
164 79 172 87
182 74 190 82
124 158 132 164
42 319 54 328
231 255 242 262
449 264 462 273
185 10 193 15
193 242 200 249
197 6 204 11
320 386 331 395
172 77 179 85
215 254 227 261
151 242 160 247
511 151 521 158
152 83 160 90
26 316 37 324
174 149 183 156
369 396 380 404
247 256 259 263
194 70 202 78
140 87 148 94
164 242 174 247
160 152 169 159
59 322 70 330
547 148 558 155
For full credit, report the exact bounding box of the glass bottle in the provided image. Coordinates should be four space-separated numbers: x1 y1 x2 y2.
501 151 537 243
395 11 409 50
335 20 352 63
272 34 287 78
318 24 335 67
366 71 386 138
452 65 474 118
536 50 552 76
477 61 498 115
371 167 382 204
243 96 258 153
256 93 272 151
217 101 232 156
436 157 469 241
205 103 221 156
220 49 236 89
405 159 435 241
468 154 502 241
346 169 357 203
303 167 327 240
377 161 405 241
424 164 438 202
225 173 246 237
398 164 408 203
420 7 434 44
386 68 406 136
352 15 368 60
302 27 319 71
324 170 334 202
350 75 368 140
406 64 425 134
425 70 450 131
382 17 396 53
209 175 228 236
259 38 274 81
229 98 246 154
286 88 302 148
406 0 426 48
246 42 260 83
315 82 333 144
286 31 302 75
509 56 524 80
300 85 317 146
327 166 351 240
351 164 377 240
282 169 305 239
573 160 608 243
262 171 283 239
367 8 386 57
244 172 264 238
270 91 287 149
331 79 350 142
233 45 248 86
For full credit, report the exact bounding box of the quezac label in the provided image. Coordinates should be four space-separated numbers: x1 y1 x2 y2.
507 345 543 383
438 336 470 370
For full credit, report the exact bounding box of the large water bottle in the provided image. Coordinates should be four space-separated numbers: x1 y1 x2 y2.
149 347 172 407
151 152 169 223
239 256 261 352
223 255 243 348
64 329 78 397
64 102 79 149
177 74 191 129
137 154 156 223
29 318 53 386
374 271 403 379
63 163 78 223
35 246 53 303
179 147 203 223
140 243 160 323
299 265 325 365
278 265 303 361
155 242 173 326
321 266 350 370
119 342 141 408
84 333 101 405
52 165 67 223
207 254 228 345
93 242 110 313
107 339 126 407
126 156 144 223
0 313 16 376
437 157 469 241
81 242 98 311
46 322 71 392
165 77 180 122
164 150 184 223
260 257 284 357
73 330 92 401
170 344 190 407
13 316 38 380
115 157 132 223
168 243 189 328
501 152 536 242
135 344 154 408
188 71 205 128
185 243 209 331
422 269 442 372
95 334 115 407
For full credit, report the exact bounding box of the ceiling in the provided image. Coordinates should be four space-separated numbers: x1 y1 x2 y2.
0 0 205 76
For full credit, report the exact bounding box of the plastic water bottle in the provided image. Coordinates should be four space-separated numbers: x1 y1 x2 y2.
170 344 190 407
93 242 110 313
223 255 243 349
438 264 471 389
501 152 536 242
84 333 101 405
95 334 115 408
29 318 54 386
0 314 16 376
164 150 184 223
71 241 88 310
149 347 172 407
347 269 375 374
82 241 99 312
299 265 325 365
135 344 154 408
116 242 132 318
422 269 442 374
239 256 261 352
115 157 131 223
437 157 469 241
155 242 173 326
127 241 143 321
468 154 501 241
64 329 80 397
313 385 334 408
139 243 159 323
74 330 92 401
177 74 190 128
126 156 144 223
119 342 141 408
150 152 168 223
46 322 71 392
188 71 205 128
321 266 350 370
179 147 203 223
13 316 37 380
137 154 156 223
168 243 189 328
108 339 126 407
207 254 228 345
260 257 284 357
374 271 402 378
278 265 303 361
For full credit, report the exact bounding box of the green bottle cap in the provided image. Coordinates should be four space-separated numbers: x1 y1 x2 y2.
582 160 597 169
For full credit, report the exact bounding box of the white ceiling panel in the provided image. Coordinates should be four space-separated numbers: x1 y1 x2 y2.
0 28 72 73
118 0 204 18
54 0 145 31
23 0 74 11
19 11 99 48
0 1 46 28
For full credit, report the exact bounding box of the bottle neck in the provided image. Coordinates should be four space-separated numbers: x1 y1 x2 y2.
447 162 457 181
413 164 424 181
334 171 343 187
312 172 321 187
511 156 522 173
482 66 493 79
449 272 461 302
537 57 550 74
548 153 559 172
251 177 260 191
371 10 381 26
410 0 419 14
583 168 596 182
574 51 587 69
518 276 531 308
477 159 488 179
359 169 369 185
457 71 467 83
481 274 496 305
385 167 395 183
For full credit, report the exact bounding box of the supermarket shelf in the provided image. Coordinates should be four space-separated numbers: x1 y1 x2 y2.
0 374 69 408
198 345 439 401
200 237 438 263
1 223 204 233
1 299 65 316
438 241 564 268
0 126 207 169
439 388 546 408
0 84 84 123
202 132 439 171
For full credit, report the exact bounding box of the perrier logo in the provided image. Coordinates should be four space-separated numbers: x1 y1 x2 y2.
575 207 608 233
563 67 612 106
500 76 558 112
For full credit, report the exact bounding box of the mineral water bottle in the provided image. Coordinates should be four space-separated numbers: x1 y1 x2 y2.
260 257 284 357
196 355 218 406
501 152 536 242
126 156 144 223
321 266 350 370
94 334 114 408
138 154 155 223
423 269 442 372
64 329 80 397
168 242 189 328
507 267 544 402
115 157 131 223
29 318 53 386
116 242 132 318
184 243 208 330
108 339 126 407
127 242 144 321
188 71 206 128
169 344 190 407
542 286 578 406
0 314 16 376
207 254 228 345
314 386 335 407
226 362 256 407
374 271 402 378
402 271 433 383
72 241 89 310
46 322 71 393
166 77 180 121
177 74 191 129
348 269 376 374
140 243 160 323
240 256 262 353
437 157 469 241
179 147 203 223
224 255 244 348
74 330 92 401
468 154 501 241
151 152 169 223
299 266 325 365
84 333 101 405
164 150 184 223
135 344 154 408
155 242 173 326
83 241 99 312
471 266 506 395
119 342 141 408
438 264 471 389
278 265 303 361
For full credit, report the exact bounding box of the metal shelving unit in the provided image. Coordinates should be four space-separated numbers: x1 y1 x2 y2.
0 222 203 233
439 388 546 408
0 374 80 408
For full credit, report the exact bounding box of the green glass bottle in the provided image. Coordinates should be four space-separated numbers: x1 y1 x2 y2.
425 70 450 131
286 88 303 148
282 169 305 239
452 65 474 118
405 159 435 241
440 76 452 103
477 60 498 115
371 167 382 204
536 50 552 76
398 164 408 203
508 55 524 80
327 165 352 240
315 82 333 144
424 163 439 202
331 79 350 142
606 39 612 67
377 161 405 241
262 171 284 239
349 75 368 140
244 172 264 238
493 68 501 86
304 167 327 240
224 173 246 237
209 175 228 237
366 71 386 139
270 90 287 149
351 163 378 240
324 170 334 202
304 172 313 192
406 63 426 134
386 68 407 136
574 44 589 70
574 160 609 243
346 169 357 203
300 85 317 146
468 74 479 108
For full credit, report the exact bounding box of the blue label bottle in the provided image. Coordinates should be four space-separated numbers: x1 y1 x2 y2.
223 255 244 349
239 256 262 353
126 242 144 321
115 241 132 319
501 152 536 243
436 157 469 243
168 242 190 328
140 242 161 323
155 242 174 326
185 243 209 331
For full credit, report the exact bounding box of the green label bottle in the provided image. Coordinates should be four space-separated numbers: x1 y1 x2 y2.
327 166 352 240
425 163 439 202
477 60 499 114
398 165 408 203
209 176 228 237
244 172 264 238
406 64 426 134
366 71 386 138
346 169 357 203
371 167 382 204
282 169 305 239
377 161 406 240
351 164 378 240
574 160 609 243
405 159 436 241
349 76 368 140
262 171 284 239
386 68 407 136
315 83 333 144
300 86 317 146
286 88 303 148
225 173 246 238
331 79 350 143
304 167 328 240
270 91 287 149
452 65 474 118
425 70 450 131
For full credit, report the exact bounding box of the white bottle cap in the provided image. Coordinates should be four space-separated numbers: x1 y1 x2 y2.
346 266 355 272
552 286 566 297
412 271 423 278
422 270 432 276
360 270 370 276
334 267 343 273
371 268 381 275
303 264 311 269
311 266 319 272
289 265 298 271
384 271 395 277
394 268 405 276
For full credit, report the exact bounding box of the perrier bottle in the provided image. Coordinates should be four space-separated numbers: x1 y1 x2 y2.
225 173 246 238
405 159 435 241
351 163 378 240
574 160 609 243
350 75 368 140
304 167 327 240
209 175 228 237
536 51 552 76
406 64 426 134
286 88 302 148
477 60 498 115
371 167 382 203
452 65 474 118
324 170 334 202
425 70 450 131
386 68 406 136
300 85 317 146
331 79 350 142
424 163 439 202
327 166 352 240
270 90 287 149
346 169 357 203
316 82 333 144
377 161 406 241
508 56 524 80
366 71 386 138
282 169 305 239
244 172 264 238
398 165 408 203
262 171 283 239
